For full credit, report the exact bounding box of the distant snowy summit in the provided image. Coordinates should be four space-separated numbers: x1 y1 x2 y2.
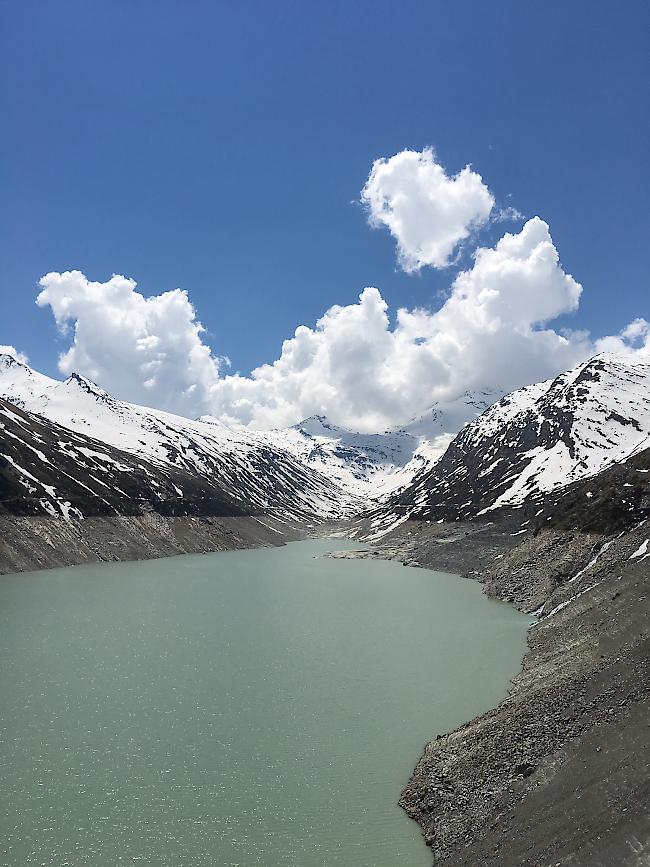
200 392 501 499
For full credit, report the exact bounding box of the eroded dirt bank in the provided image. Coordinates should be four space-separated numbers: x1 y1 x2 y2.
0 512 301 575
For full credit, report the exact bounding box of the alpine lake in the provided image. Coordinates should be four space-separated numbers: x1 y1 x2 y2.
0 539 530 867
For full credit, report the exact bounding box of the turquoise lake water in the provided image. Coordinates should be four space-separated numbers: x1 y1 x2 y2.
0 539 529 867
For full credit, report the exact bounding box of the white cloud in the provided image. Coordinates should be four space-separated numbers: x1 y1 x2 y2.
36 271 222 416
493 205 525 223
35 220 648 433
361 147 495 271
620 318 649 343
207 286 444 431
0 345 29 364
595 317 650 358
207 217 589 429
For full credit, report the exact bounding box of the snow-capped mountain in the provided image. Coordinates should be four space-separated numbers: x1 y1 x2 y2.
199 412 417 498
0 355 499 518
362 354 650 537
0 397 249 520
6 351 646 536
230 389 500 499
0 355 357 524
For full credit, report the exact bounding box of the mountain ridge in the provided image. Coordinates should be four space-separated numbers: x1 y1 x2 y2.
0 355 357 525
2 351 650 544
359 353 650 538
0 353 499 505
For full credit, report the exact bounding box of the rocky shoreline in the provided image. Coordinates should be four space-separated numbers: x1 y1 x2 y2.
399 527 648 866
347 451 650 866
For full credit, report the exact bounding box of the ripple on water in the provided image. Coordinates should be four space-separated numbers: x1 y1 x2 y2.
0 539 529 867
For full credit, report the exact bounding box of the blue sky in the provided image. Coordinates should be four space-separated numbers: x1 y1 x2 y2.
1 1 648 428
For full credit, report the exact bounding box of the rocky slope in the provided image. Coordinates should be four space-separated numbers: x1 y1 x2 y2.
0 398 248 520
356 447 650 866
0 511 299 576
0 394 309 573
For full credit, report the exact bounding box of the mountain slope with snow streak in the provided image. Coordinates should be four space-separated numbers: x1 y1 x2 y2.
5 351 648 536
363 354 650 536
0 355 357 524
0 397 251 520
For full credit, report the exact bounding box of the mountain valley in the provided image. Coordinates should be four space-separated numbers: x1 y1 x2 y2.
1 350 649 866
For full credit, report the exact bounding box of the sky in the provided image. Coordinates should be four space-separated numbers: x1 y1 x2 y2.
1 1 648 431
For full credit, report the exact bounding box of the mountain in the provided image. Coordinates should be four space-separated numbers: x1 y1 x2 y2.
362 354 650 537
0 354 357 525
232 388 501 499
0 397 248 520
399 441 650 867
0 352 501 518
5 351 648 541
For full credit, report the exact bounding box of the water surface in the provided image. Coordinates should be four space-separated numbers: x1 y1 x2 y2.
0 539 529 866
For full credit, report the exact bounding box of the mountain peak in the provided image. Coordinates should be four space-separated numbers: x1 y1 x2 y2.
63 372 113 401
0 353 31 373
292 415 343 437
196 414 229 430
366 352 650 533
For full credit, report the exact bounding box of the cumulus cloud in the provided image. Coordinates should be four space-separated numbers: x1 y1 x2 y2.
37 218 647 432
207 286 442 431
0 345 29 364
207 217 589 429
36 271 222 416
361 147 495 271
